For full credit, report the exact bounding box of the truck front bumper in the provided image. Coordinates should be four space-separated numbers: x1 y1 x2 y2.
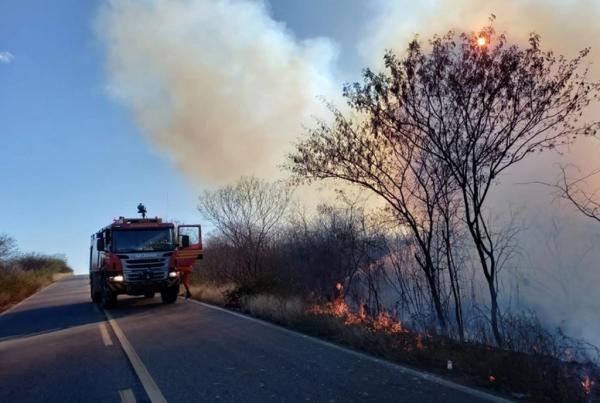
108 276 180 295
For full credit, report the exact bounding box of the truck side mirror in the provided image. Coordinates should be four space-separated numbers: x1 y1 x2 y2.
97 238 105 252
180 235 190 248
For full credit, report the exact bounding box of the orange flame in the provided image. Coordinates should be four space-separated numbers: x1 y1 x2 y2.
416 334 425 350
373 311 404 333
307 297 406 334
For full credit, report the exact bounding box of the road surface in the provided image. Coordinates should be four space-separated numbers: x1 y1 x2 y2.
0 276 510 402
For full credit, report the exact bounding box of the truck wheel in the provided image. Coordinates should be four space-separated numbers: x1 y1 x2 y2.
161 285 179 304
144 291 155 299
91 288 101 303
99 283 117 309
90 277 101 303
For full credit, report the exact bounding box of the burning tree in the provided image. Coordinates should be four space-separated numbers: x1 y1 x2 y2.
288 68 462 337
290 20 600 346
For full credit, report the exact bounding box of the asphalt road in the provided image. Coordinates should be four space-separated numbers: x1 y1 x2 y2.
0 276 511 403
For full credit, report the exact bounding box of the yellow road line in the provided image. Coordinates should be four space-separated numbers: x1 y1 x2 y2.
99 323 113 346
104 311 167 403
119 388 137 403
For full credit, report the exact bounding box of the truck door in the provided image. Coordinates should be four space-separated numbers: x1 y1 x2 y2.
174 225 203 268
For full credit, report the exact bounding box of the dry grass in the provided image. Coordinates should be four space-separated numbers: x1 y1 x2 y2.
190 281 598 402
242 294 305 324
0 254 73 313
0 268 59 312
188 282 237 306
189 282 306 325
52 272 72 282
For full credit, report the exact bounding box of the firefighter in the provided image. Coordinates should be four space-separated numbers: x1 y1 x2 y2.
179 265 192 299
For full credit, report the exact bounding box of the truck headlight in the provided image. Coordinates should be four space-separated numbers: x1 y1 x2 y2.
110 275 124 282
168 271 178 278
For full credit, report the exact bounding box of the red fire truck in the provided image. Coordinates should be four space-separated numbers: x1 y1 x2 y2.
89 215 202 308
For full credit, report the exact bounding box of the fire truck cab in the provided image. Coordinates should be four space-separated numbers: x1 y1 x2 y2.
89 216 202 308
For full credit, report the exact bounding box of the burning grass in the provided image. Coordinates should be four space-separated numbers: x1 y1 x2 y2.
306 297 406 334
190 282 599 402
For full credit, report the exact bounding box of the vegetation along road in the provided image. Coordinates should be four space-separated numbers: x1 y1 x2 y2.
0 276 509 403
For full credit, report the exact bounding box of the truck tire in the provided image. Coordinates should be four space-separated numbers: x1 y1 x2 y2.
161 284 179 304
91 287 101 303
144 291 155 299
90 276 101 303
99 283 117 309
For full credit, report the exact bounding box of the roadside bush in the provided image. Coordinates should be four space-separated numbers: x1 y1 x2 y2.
0 248 72 312
194 179 599 401
189 282 599 402
15 253 72 273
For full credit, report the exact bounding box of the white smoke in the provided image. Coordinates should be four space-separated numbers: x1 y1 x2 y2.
360 0 600 347
98 0 600 346
97 0 339 186
360 0 600 66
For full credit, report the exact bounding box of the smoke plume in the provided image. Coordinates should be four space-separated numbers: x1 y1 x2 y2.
98 0 600 345
97 0 338 186
360 0 600 346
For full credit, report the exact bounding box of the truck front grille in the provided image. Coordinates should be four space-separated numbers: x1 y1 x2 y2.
122 256 169 282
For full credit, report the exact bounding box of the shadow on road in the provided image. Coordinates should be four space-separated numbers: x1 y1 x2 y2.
107 294 182 320
0 274 182 341
0 301 104 340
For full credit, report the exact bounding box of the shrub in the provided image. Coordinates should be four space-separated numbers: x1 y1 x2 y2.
0 252 72 311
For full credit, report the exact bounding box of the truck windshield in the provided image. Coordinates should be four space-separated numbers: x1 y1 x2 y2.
112 229 174 252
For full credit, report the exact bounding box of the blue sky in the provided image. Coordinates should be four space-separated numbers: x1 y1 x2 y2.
0 0 368 273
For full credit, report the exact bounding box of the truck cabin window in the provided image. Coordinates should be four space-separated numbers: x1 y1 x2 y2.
112 229 174 253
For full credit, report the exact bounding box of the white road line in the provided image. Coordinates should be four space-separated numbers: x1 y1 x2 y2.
119 388 137 403
186 298 513 403
99 323 113 346
104 311 168 403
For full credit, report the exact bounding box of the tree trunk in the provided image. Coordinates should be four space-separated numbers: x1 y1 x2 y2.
488 280 503 347
422 263 448 336
447 254 465 342
443 215 465 343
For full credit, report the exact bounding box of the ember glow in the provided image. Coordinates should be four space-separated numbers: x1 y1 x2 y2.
582 376 594 395
357 0 600 349
307 296 406 334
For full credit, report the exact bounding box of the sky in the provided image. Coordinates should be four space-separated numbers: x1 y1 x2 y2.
1 0 600 282
0 1 197 272
0 0 368 273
